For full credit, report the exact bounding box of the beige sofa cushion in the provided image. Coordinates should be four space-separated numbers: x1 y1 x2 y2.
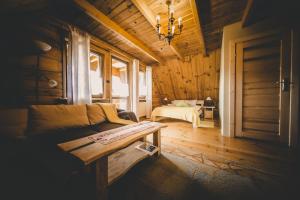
29 105 90 135
0 108 28 139
86 104 106 125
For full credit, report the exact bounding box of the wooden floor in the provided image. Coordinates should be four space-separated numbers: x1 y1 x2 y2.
2 118 298 200
148 118 297 177
106 118 299 200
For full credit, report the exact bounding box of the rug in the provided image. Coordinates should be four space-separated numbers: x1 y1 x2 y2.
109 142 297 200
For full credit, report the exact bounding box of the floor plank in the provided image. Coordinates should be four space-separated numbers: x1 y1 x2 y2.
144 119 297 179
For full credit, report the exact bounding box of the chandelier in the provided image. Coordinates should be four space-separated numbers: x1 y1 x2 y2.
155 0 183 45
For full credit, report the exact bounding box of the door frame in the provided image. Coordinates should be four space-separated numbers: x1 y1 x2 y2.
289 28 300 147
228 29 298 146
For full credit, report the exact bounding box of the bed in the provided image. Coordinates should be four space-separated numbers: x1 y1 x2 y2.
151 100 204 128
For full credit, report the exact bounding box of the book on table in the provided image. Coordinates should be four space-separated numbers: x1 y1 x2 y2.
135 142 159 156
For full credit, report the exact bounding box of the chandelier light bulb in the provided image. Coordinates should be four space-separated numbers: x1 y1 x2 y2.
155 1 183 45
178 17 182 26
172 25 175 34
156 15 160 24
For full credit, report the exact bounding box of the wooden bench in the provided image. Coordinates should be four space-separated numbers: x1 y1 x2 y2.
58 121 167 200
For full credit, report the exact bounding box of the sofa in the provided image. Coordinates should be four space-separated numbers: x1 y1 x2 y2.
0 104 138 198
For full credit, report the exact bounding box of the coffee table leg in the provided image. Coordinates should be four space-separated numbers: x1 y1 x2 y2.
94 156 108 200
153 129 161 157
140 136 147 142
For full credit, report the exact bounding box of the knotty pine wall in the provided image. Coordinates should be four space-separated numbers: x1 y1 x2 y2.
0 15 143 107
0 16 66 106
152 49 221 108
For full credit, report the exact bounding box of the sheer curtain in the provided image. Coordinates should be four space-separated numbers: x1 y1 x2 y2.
131 59 139 117
71 28 91 104
145 66 152 118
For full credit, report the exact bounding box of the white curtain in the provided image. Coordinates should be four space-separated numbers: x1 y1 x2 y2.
71 28 91 104
145 66 152 118
131 59 139 118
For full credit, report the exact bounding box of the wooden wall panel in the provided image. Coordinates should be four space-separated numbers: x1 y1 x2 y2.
0 17 65 106
152 49 220 108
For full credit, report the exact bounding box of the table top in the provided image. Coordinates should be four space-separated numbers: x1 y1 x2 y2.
57 122 167 165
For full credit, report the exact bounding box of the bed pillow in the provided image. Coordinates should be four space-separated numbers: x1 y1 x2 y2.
196 100 204 107
172 100 184 105
172 100 197 107
175 101 190 107
171 100 178 105
184 100 197 107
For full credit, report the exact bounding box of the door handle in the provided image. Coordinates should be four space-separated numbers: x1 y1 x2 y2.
275 78 292 92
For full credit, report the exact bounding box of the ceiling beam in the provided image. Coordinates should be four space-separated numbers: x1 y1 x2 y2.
73 0 164 64
131 0 183 59
189 0 207 56
241 0 254 28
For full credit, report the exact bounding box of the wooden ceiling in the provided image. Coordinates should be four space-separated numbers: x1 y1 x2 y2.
241 0 298 28
1 0 248 64
140 0 206 56
67 0 206 62
0 0 49 14
198 0 247 52
90 0 176 58
74 0 165 63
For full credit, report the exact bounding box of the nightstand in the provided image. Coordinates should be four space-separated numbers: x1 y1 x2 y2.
203 106 215 120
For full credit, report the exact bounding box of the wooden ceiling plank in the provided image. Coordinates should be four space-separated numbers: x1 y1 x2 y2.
241 0 254 28
189 0 207 56
108 1 132 19
93 0 124 15
73 0 164 63
131 0 183 59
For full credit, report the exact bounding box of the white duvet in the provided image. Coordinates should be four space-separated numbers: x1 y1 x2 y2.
151 106 201 128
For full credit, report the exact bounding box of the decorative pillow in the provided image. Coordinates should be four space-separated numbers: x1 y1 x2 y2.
175 101 190 107
0 108 28 139
86 104 106 125
29 105 90 135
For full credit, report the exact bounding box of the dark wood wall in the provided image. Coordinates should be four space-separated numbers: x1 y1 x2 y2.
0 14 142 107
0 16 66 106
197 0 247 52
152 49 220 108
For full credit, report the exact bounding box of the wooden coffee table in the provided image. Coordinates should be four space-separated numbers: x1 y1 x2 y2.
58 122 167 200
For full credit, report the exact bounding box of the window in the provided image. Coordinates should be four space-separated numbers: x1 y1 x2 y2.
90 52 103 97
111 57 129 110
139 70 147 100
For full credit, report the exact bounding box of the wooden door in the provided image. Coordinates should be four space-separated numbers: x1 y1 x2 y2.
235 32 291 144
